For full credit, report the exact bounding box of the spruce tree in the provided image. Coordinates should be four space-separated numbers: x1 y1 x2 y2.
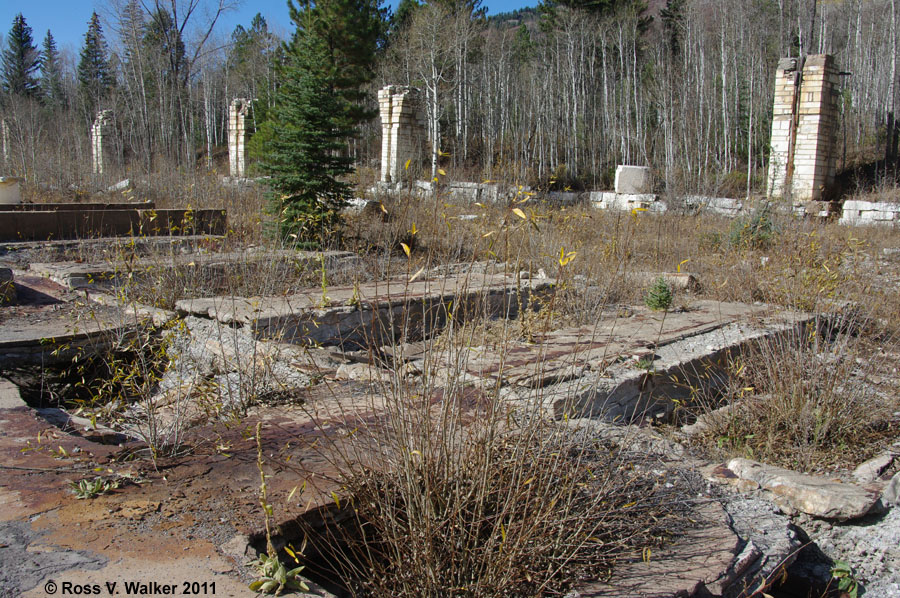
260 0 385 243
40 31 66 108
77 12 114 114
1 14 40 97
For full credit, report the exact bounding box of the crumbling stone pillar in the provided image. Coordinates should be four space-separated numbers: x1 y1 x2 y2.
0 120 9 169
767 55 841 202
228 98 252 178
91 110 114 176
378 86 425 184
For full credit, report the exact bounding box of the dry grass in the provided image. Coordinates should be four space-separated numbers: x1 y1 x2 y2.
688 328 899 471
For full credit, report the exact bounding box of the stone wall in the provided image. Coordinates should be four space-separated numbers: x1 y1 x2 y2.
378 86 425 184
767 55 841 202
838 200 900 225
228 99 252 178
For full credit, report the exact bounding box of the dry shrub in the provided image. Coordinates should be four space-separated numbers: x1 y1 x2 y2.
687 311 900 471
293 320 693 597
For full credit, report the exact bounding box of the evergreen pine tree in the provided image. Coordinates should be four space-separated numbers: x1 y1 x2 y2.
260 0 385 243
77 12 114 114
1 13 40 97
40 30 66 108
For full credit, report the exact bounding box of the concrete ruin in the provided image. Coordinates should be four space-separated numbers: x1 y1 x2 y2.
378 86 425 184
228 98 253 178
0 245 898 596
767 54 841 203
0 201 227 242
90 110 115 176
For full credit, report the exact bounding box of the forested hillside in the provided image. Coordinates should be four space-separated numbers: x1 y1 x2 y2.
1 0 897 194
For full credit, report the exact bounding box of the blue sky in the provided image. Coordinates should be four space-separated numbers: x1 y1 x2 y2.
1 0 535 57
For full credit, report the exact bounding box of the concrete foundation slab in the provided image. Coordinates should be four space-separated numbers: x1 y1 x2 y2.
424 300 816 422
176 272 553 348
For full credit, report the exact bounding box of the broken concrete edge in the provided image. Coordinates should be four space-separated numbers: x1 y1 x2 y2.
520 309 815 423
86 291 176 328
175 277 554 328
0 377 28 409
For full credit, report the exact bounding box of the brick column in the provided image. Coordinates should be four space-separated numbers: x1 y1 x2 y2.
767 55 841 202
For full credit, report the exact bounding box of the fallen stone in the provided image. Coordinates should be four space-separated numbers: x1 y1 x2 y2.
884 472 900 507
107 179 132 192
853 453 894 484
726 458 883 521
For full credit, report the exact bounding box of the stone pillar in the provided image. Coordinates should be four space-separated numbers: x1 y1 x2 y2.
228 98 252 178
91 110 114 175
0 120 9 169
378 86 425 184
767 55 841 202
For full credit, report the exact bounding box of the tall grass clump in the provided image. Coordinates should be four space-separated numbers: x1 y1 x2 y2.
687 310 899 471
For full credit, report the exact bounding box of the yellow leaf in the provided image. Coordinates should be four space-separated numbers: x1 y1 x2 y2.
331 491 341 510
512 208 527 220
404 158 411 171
482 231 495 238
409 266 425 283
522 477 534 486
400 243 411 257
438 168 447 176
287 485 299 502
677 258 689 273
410 223 418 236
379 202 388 214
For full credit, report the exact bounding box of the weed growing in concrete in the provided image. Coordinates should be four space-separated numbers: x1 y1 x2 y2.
69 477 118 499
